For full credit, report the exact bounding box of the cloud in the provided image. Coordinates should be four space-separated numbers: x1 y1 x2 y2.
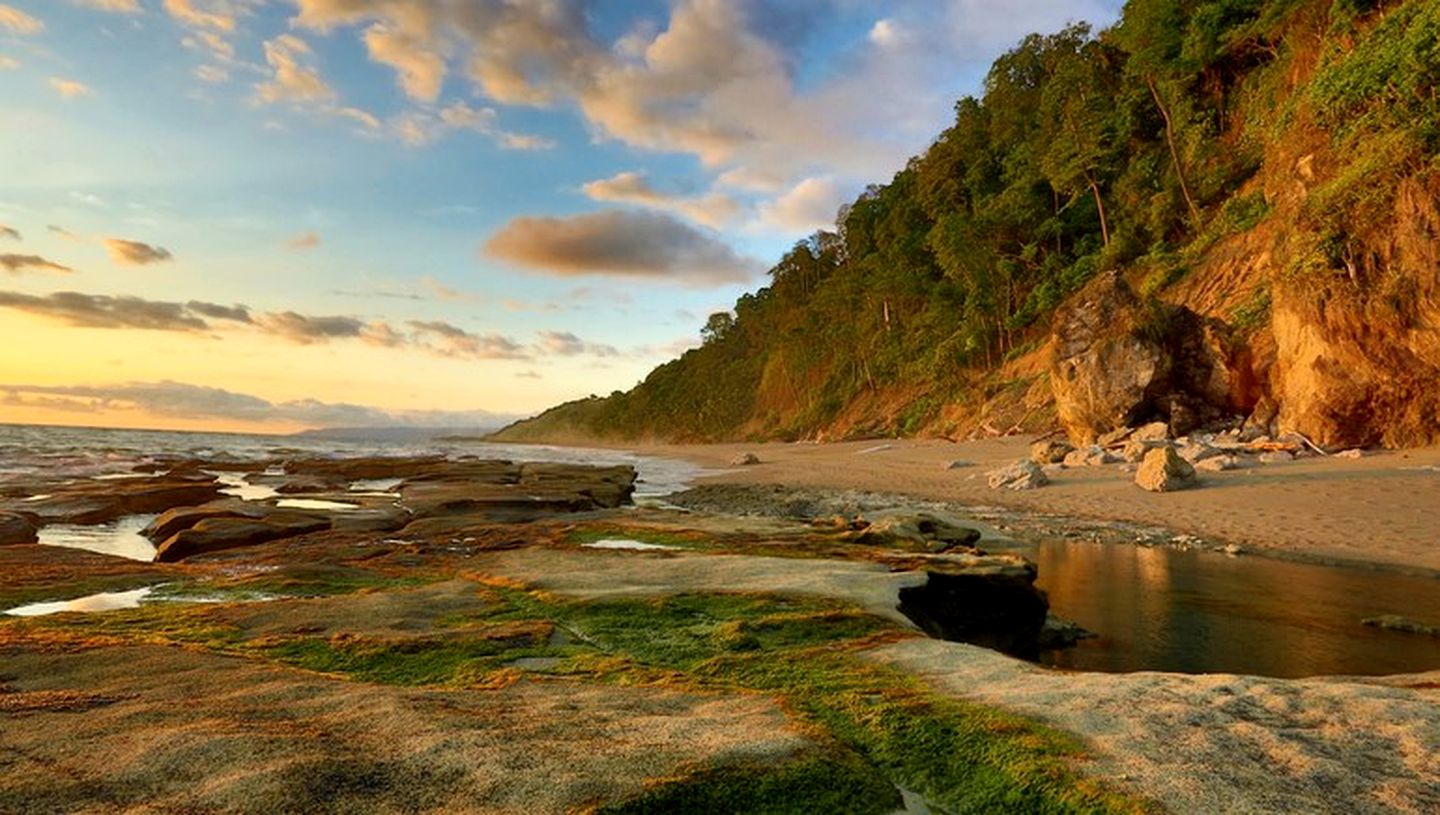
0 380 520 429
71 0 141 13
0 291 236 330
194 64 230 83
409 320 529 360
287 231 321 251
535 330 619 358
163 0 238 32
49 78 93 99
0 224 18 241
582 171 740 229
282 0 1123 237
256 34 334 104
364 22 445 102
186 300 252 323
0 5 42 35
0 56 18 71
392 101 553 150
103 238 173 266
48 225 80 240
484 209 759 285
254 310 365 344
1 254 72 275
757 176 846 232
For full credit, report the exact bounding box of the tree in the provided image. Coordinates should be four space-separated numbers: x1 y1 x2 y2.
700 311 735 345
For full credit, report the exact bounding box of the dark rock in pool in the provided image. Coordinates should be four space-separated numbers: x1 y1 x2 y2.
897 557 1049 658
1362 615 1440 637
154 512 332 562
1037 615 1098 650
0 511 38 545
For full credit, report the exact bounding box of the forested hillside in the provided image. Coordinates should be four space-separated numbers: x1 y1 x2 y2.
496 0 1440 447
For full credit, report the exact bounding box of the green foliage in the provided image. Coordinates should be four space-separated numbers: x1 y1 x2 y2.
1229 286 1273 331
599 753 899 815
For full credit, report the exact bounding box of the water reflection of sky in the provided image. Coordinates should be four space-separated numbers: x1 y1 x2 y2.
996 540 1440 677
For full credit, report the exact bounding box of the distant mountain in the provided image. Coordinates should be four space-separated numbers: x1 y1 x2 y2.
494 0 1440 449
290 424 516 443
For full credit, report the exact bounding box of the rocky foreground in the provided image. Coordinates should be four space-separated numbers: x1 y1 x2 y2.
1 456 1438 813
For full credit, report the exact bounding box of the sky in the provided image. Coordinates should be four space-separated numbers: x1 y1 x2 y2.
0 0 1122 434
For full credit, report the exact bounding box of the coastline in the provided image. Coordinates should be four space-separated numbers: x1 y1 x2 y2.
609 437 1440 576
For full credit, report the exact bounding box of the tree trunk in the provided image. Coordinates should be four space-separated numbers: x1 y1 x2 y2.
1146 77 1201 225
1087 173 1111 247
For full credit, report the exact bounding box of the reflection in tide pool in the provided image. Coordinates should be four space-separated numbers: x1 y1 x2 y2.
997 540 1440 677
210 471 279 501
5 587 154 616
38 514 157 561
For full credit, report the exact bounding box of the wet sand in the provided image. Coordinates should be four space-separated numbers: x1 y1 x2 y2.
631 438 1440 574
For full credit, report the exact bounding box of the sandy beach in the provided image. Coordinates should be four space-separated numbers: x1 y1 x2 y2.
632 438 1440 574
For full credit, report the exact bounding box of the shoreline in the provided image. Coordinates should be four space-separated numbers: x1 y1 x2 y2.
599 437 1440 577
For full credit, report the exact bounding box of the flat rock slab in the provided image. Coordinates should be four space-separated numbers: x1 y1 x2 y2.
4 478 223 525
472 548 942 627
0 643 811 814
866 638 1440 815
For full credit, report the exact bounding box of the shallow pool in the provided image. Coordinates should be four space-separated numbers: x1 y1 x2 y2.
995 539 1440 677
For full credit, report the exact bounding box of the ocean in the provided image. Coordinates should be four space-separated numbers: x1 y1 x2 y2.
0 423 704 498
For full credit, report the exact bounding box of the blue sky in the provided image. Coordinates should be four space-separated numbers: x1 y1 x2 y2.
0 0 1122 432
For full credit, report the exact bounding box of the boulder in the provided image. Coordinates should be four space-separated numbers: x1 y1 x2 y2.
1258 450 1295 464
1123 437 1167 463
0 511 37 545
1063 445 1117 467
730 453 761 466
944 459 976 470
1195 455 1240 473
857 513 982 553
986 460 1048 491
1131 421 1171 442
154 512 331 562
896 555 1048 657
1135 447 1197 492
1050 273 1256 445
1029 439 1074 464
1335 449 1366 460
1178 442 1224 464
1050 274 1170 445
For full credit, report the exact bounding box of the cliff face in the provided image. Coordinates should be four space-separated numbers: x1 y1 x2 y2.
496 0 1440 449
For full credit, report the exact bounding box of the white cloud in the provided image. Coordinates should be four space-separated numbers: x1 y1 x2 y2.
757 176 846 233
582 171 740 229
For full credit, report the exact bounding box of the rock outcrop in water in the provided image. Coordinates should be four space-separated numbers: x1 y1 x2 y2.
896 558 1049 658
0 475 223 526
142 458 639 562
